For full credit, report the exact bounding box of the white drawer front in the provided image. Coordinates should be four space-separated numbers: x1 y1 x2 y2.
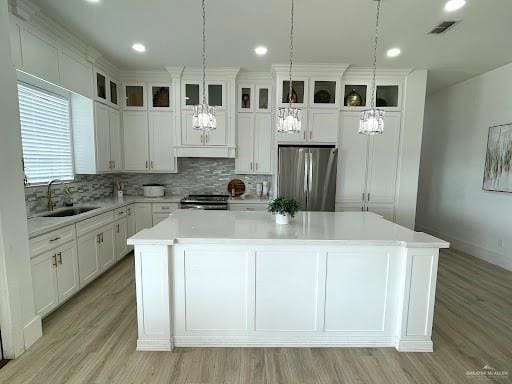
30 225 76 257
114 206 127 218
229 203 267 211
152 203 179 214
76 211 114 237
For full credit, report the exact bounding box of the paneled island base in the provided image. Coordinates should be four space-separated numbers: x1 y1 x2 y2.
128 211 449 352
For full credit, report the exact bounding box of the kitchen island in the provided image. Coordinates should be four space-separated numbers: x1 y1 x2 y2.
128 210 449 352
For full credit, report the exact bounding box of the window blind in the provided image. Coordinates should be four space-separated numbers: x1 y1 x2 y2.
17 83 74 184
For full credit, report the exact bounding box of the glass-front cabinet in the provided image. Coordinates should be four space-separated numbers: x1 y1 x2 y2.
182 81 200 109
148 83 171 111
256 85 270 112
238 84 253 112
310 79 339 108
278 78 308 108
123 83 146 110
94 67 119 109
207 82 225 109
342 81 401 111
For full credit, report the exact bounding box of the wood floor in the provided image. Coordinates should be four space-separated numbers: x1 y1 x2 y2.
0 249 511 384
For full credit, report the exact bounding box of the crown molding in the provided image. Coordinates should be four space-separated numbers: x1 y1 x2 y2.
272 63 350 77
182 67 241 80
165 66 185 79
120 69 176 82
344 66 413 79
237 71 273 82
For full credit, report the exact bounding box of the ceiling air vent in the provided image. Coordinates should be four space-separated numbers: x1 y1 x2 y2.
430 21 458 34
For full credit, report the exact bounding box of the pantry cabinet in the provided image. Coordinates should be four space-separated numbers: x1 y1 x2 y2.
337 111 401 220
31 241 79 317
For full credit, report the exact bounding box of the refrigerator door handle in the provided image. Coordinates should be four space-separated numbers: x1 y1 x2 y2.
304 152 309 204
308 151 313 194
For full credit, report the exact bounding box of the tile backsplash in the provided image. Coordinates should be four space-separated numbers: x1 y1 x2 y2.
25 158 273 216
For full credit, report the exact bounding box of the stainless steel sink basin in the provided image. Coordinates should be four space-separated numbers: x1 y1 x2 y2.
40 207 100 218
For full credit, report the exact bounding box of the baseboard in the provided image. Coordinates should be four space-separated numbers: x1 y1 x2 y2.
172 335 396 349
137 339 173 351
396 339 433 352
416 225 512 272
23 315 42 350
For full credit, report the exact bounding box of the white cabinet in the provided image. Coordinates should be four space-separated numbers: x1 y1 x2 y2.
77 224 115 287
59 51 93 98
94 102 122 172
228 202 267 211
31 241 79 317
308 110 339 143
98 226 115 271
236 114 272 174
149 112 177 172
134 203 153 232
181 111 227 147
123 111 149 171
127 204 137 238
152 203 178 225
95 68 120 109
20 28 60 84
114 219 129 260
337 111 401 219
124 111 177 172
152 213 170 226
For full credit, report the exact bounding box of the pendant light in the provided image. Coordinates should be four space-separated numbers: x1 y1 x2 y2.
277 0 302 134
192 0 216 131
359 0 384 135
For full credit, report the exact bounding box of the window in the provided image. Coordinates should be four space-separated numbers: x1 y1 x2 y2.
17 83 74 184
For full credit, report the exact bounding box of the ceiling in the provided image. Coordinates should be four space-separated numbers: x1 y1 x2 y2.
28 0 512 93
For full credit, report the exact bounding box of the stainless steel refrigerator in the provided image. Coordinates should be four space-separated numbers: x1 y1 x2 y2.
278 145 338 211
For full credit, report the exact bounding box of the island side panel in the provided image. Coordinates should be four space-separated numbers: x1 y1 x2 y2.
396 248 440 352
134 244 173 351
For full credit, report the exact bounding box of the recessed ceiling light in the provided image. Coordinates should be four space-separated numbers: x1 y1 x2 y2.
444 0 466 12
85 0 100 3
386 48 401 58
132 43 146 53
254 46 268 56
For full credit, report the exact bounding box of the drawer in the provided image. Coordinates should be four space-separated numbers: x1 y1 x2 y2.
152 203 179 214
76 211 114 237
114 206 127 218
30 225 76 257
229 203 267 211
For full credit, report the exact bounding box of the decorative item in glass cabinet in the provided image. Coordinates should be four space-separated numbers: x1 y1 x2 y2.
192 0 216 131
359 0 385 135
277 0 301 134
345 89 363 106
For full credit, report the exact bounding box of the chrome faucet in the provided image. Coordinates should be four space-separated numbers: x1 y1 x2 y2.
47 179 61 211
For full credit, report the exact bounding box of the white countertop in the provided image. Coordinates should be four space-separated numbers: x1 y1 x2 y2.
128 210 450 248
27 195 182 238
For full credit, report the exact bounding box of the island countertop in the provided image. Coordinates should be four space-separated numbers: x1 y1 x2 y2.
128 210 449 248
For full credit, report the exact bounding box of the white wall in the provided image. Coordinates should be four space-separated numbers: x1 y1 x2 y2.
417 62 512 271
0 0 42 358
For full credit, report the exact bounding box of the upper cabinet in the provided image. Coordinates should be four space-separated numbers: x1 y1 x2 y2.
10 17 94 98
238 84 271 113
94 68 120 109
123 82 146 110
149 83 172 111
273 64 348 144
342 73 402 112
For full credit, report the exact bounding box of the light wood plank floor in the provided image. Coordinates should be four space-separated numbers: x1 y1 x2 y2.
1 249 511 384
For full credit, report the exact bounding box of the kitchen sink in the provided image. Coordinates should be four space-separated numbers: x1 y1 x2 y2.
40 207 100 218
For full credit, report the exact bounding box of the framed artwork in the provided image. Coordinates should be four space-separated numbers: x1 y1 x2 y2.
483 123 512 192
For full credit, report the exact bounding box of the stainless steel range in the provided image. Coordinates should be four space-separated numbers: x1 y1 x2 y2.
180 194 229 210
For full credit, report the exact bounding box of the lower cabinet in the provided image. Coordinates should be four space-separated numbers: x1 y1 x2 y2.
134 203 153 232
114 218 129 259
31 240 79 317
77 224 115 288
152 213 170 226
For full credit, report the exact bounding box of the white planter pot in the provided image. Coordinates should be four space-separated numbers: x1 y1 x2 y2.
276 213 290 225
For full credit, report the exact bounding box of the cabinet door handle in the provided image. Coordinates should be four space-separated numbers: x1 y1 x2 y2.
145 161 148 169
303 130 306 140
200 133 204 144
310 131 312 140
112 161 115 169
255 162 258 171
362 193 365 202
52 254 58 267
361 206 364 212
117 224 120 233
127 208 131 215
367 193 371 202
58 252 62 265
49 237 61 243
250 162 253 171
366 206 369 212
206 132 209 143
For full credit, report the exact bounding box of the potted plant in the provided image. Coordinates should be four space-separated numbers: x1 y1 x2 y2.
267 197 301 225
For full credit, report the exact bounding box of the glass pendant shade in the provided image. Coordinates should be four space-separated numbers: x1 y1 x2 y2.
277 107 302 133
192 103 216 131
359 109 384 135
